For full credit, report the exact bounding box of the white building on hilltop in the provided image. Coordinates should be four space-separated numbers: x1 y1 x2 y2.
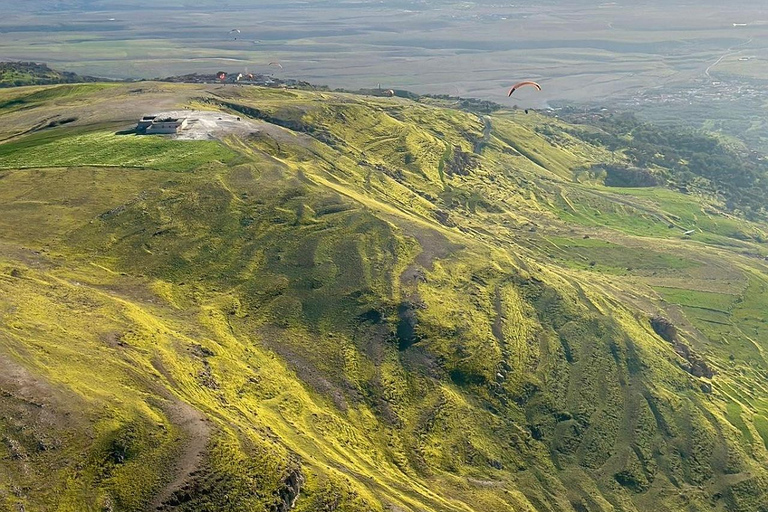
136 115 188 134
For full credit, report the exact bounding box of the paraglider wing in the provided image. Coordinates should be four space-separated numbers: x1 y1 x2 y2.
268 61 283 70
229 29 241 34
507 81 542 97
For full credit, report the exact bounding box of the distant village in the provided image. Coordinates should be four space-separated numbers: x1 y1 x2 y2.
622 76 766 109
160 71 310 89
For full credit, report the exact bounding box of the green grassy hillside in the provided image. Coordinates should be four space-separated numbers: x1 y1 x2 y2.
1 83 768 512
0 62 98 88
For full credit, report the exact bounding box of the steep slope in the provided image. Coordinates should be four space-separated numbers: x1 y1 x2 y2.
1 83 768 512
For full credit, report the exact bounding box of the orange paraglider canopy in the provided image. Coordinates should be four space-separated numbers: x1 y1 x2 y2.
507 81 541 96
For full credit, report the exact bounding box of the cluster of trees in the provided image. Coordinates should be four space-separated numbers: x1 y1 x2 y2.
567 112 768 220
599 164 662 188
423 94 504 114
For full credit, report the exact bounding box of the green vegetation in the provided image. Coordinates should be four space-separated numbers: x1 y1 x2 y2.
0 130 238 171
546 236 698 275
563 111 768 220
0 83 121 112
1 82 768 512
0 62 98 88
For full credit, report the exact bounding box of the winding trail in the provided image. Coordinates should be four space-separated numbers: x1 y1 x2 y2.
150 398 211 510
147 358 212 511
705 38 753 78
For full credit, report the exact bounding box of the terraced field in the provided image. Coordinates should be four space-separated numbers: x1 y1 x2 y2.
1 82 768 511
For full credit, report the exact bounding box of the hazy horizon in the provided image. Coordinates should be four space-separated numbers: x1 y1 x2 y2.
2 1 767 106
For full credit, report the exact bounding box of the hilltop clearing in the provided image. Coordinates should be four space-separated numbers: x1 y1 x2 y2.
1 82 768 512
131 110 265 140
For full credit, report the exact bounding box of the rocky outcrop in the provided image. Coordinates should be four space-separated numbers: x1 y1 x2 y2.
651 316 713 379
275 468 304 512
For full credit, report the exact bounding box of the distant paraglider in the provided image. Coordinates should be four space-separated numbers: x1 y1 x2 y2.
268 61 283 70
508 81 542 97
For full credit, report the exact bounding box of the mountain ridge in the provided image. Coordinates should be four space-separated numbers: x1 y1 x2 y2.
0 81 768 511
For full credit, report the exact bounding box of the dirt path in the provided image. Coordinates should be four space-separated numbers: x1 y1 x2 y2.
704 38 753 78
149 397 211 510
147 358 212 511
0 348 84 429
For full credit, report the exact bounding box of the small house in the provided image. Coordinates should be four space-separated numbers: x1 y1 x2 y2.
136 115 187 135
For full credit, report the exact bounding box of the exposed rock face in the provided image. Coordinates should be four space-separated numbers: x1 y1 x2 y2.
674 342 714 379
651 316 714 379
445 146 479 177
651 316 678 343
275 468 304 511
396 299 424 351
